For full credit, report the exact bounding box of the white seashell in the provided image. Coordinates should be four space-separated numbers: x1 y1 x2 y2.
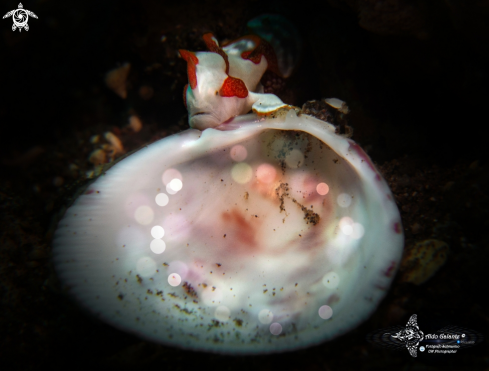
53 109 403 354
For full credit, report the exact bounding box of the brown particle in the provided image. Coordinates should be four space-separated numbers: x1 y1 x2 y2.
275 183 290 214
291 198 320 225
183 282 198 298
216 263 222 267
117 294 124 300
105 62 130 98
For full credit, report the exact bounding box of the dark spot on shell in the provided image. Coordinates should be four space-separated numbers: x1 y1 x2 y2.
394 222 402 234
183 282 198 298
384 261 397 278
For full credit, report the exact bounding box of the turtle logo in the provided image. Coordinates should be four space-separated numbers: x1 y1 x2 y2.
389 314 424 357
3 3 38 32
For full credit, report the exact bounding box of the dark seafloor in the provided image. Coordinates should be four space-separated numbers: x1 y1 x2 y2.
1 0 488 370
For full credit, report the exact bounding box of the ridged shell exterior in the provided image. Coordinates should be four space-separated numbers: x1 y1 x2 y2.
53 110 403 354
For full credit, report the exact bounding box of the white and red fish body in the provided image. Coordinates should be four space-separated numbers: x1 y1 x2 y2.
180 33 291 130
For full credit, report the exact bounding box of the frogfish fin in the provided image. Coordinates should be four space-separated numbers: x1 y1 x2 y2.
249 92 289 115
179 50 199 89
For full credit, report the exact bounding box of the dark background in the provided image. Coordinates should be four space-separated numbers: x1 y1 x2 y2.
1 0 488 370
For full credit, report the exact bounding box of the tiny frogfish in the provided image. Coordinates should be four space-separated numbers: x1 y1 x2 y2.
179 33 292 130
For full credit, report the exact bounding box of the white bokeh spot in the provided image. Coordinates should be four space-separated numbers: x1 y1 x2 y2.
323 271 340 289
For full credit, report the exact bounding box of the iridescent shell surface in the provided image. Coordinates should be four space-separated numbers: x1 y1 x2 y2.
53 110 403 354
